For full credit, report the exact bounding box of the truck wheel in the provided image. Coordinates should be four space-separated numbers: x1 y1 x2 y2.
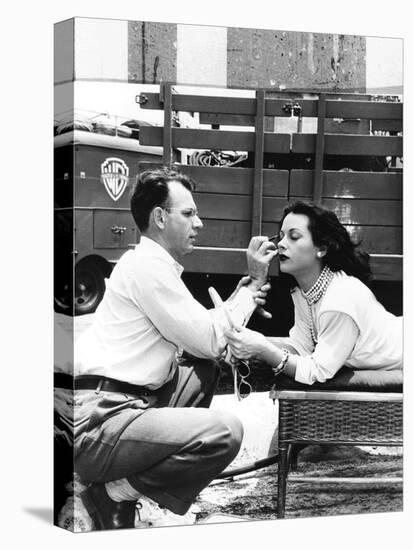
54 280 72 314
74 261 106 315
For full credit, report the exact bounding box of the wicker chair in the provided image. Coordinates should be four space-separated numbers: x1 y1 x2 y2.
269 368 403 519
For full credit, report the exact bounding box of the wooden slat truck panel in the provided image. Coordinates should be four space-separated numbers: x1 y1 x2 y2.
140 93 402 120
195 220 279 248
292 134 402 156
199 98 403 129
369 256 403 281
324 99 402 120
303 197 401 227
372 119 403 133
139 126 290 153
193 194 288 223
290 170 402 200
140 93 300 116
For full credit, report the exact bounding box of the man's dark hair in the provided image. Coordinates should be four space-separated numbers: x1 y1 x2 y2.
130 167 195 231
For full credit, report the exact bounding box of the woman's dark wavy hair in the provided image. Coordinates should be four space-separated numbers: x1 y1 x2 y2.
281 201 372 286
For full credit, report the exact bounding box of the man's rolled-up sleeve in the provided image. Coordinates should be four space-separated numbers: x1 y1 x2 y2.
130 259 256 359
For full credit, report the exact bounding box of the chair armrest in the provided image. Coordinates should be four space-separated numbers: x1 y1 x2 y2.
270 389 403 402
272 367 403 393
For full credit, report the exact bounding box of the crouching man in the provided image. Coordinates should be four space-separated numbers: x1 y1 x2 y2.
73 168 277 530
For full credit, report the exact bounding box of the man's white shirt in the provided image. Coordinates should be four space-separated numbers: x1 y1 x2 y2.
75 236 256 388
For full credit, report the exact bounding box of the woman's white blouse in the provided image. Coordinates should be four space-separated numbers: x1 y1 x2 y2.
284 271 403 385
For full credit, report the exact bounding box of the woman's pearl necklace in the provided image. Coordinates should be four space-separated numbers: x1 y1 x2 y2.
302 265 334 345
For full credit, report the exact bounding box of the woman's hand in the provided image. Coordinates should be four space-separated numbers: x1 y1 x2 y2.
224 326 270 360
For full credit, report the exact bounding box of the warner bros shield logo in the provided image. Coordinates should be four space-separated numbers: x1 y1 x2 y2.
101 157 130 201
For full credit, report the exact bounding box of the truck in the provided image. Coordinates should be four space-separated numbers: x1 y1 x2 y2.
54 84 403 333
54 114 164 314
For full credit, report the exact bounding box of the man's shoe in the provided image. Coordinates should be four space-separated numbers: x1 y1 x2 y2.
81 483 136 531
135 496 198 528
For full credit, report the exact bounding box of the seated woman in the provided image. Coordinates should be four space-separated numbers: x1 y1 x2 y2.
226 201 403 385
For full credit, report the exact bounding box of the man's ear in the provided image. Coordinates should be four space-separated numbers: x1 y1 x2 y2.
152 206 166 229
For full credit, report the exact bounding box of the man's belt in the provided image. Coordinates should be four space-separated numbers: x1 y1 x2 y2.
54 373 156 397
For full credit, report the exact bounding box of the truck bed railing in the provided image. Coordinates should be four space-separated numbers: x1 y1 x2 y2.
138 85 402 281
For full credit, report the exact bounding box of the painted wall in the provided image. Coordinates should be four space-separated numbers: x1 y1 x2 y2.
227 29 366 91
54 18 402 94
128 21 177 84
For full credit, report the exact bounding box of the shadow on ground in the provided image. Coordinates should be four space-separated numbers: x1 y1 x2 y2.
195 445 403 523
23 508 54 525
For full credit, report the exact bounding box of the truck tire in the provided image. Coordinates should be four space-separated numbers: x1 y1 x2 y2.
74 260 107 315
54 281 72 315
54 259 109 316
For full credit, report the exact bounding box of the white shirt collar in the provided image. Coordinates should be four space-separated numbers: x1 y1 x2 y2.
137 235 184 276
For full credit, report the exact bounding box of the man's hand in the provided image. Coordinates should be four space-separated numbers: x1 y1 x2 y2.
251 280 272 319
247 236 278 288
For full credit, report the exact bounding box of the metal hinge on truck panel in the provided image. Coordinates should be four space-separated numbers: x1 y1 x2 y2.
136 94 148 106
282 101 303 133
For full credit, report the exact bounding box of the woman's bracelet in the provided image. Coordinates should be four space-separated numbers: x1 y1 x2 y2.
272 348 290 376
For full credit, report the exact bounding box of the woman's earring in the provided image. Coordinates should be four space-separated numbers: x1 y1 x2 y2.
317 252 322 258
